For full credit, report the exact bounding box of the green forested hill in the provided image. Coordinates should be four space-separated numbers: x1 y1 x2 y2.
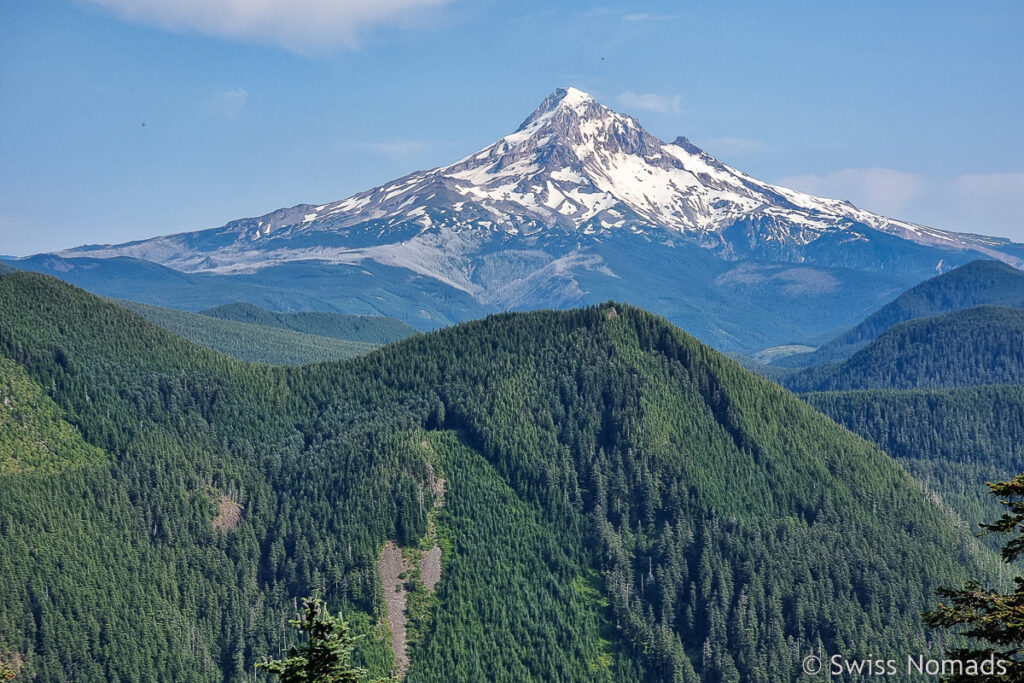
0 357 105 474
199 302 418 344
832 260 1024 347
806 385 1024 549
775 260 1024 367
118 299 379 365
0 271 996 682
785 306 1024 392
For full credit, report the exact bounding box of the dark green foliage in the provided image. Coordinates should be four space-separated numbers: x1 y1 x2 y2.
836 260 1024 347
0 357 105 473
806 386 1024 548
406 432 636 682
786 306 1024 392
0 272 404 681
0 271 998 681
258 598 386 683
199 303 417 344
923 474 1024 681
793 301 1024 555
777 260 1024 368
119 299 379 365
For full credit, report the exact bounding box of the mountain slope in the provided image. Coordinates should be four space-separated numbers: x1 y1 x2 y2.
14 88 1021 352
0 270 996 681
0 357 105 474
785 306 1024 391
199 302 417 344
774 259 1024 367
827 260 1024 346
805 385 1024 551
118 300 380 364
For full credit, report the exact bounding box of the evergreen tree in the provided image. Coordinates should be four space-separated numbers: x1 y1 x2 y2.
0 273 996 681
258 598 390 683
924 474 1024 680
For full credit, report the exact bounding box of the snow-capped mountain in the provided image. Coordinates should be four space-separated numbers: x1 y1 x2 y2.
304 87 986 249
28 87 1024 351
61 87 1021 273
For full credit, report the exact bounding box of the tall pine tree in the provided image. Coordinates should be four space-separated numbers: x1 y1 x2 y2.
258 598 392 683
924 474 1024 680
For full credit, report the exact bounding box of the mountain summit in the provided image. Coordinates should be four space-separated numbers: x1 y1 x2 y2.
60 87 1021 271
23 87 1024 350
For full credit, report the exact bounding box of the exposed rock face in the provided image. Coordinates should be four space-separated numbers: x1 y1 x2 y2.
377 457 446 679
420 546 442 593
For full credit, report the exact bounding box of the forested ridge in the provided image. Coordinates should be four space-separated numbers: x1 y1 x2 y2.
198 302 417 345
118 299 380 365
775 260 1024 368
785 306 1024 392
0 271 997 681
806 386 1024 551
786 301 1024 551
830 260 1024 348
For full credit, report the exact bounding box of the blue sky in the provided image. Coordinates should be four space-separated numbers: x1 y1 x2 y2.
1 0 1022 255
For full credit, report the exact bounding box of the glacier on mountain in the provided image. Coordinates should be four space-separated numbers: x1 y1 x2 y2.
27 87 1023 351
60 87 1021 275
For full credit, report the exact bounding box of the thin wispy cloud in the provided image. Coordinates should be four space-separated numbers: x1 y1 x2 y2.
776 168 1024 240
209 87 248 119
946 173 1024 238
952 172 1024 200
776 168 925 216
80 0 454 54
622 13 677 22
616 91 682 114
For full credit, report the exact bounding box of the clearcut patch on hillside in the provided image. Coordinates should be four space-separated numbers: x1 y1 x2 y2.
378 541 413 678
212 495 243 531
420 462 446 593
378 440 448 679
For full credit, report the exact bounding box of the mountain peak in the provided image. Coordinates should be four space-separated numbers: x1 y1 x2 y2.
514 86 606 134
536 86 596 113
556 86 595 108
57 86 1023 275
671 136 706 156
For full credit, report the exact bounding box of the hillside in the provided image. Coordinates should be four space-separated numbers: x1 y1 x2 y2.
0 357 105 474
0 270 994 681
785 306 1024 392
118 299 378 365
806 386 1024 548
775 260 1024 367
199 302 417 344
